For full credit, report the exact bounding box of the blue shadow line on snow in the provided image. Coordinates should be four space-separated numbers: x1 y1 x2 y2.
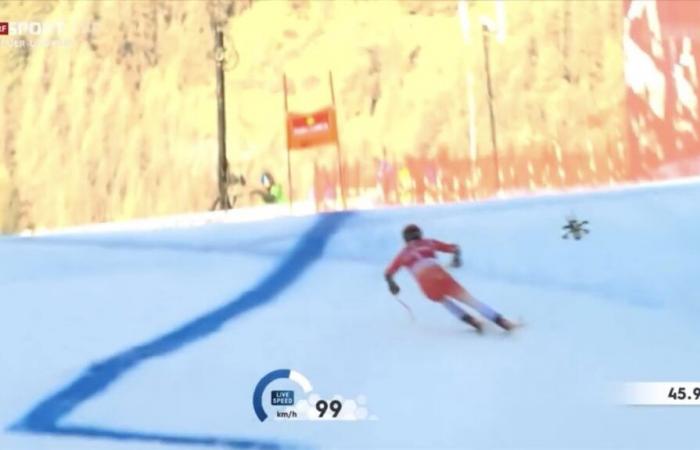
10 211 354 449
14 424 300 450
5 233 298 257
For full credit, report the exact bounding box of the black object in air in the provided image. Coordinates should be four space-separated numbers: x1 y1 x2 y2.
562 218 590 240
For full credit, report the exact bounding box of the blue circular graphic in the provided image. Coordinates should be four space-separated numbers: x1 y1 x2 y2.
253 369 290 422
253 369 313 422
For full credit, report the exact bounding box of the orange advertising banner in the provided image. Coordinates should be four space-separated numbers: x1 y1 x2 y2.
624 0 700 179
286 107 338 150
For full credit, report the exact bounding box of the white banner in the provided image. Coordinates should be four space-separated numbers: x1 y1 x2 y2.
622 382 700 406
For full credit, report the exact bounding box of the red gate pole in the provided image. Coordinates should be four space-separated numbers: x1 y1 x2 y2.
283 74 293 211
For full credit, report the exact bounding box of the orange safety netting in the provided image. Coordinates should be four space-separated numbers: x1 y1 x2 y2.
312 140 630 211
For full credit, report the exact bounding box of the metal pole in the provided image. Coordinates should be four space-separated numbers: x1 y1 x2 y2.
482 24 501 192
215 29 231 209
329 71 347 209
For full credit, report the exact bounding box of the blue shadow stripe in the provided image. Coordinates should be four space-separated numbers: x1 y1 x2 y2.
11 212 353 449
6 232 298 256
17 425 299 450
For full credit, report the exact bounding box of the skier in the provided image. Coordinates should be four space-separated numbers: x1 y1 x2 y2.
384 224 516 332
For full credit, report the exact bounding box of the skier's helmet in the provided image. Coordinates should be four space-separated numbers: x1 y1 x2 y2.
402 224 422 242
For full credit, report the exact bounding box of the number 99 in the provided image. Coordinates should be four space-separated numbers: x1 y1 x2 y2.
316 399 342 418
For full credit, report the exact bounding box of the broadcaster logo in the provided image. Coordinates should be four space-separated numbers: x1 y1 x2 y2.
0 19 96 48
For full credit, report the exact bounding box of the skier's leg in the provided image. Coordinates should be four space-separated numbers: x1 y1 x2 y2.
418 266 483 333
441 299 483 333
453 289 515 331
452 289 498 320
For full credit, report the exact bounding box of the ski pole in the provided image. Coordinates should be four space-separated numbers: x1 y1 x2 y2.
392 294 415 322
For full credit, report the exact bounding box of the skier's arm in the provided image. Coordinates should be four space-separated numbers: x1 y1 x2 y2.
431 239 461 267
430 239 459 253
384 255 402 295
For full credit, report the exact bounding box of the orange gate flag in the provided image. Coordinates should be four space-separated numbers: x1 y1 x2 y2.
286 107 338 150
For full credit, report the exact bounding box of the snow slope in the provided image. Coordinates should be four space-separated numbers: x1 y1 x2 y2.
1 180 699 450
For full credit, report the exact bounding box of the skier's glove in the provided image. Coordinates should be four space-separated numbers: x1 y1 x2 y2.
388 281 400 295
385 274 400 295
451 246 462 268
